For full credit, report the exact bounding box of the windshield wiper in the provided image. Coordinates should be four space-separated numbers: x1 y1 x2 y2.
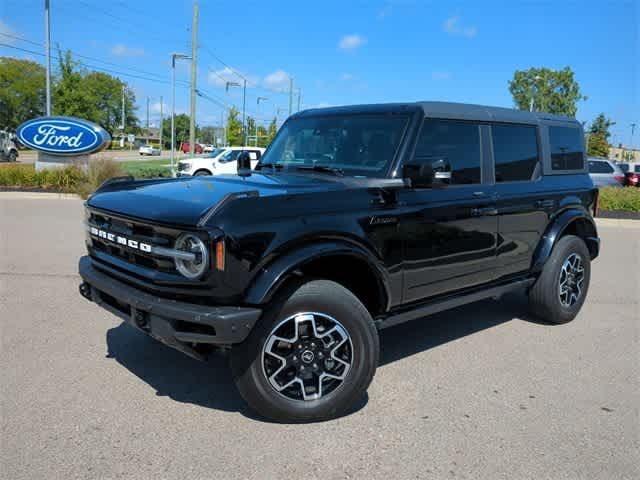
295 165 344 176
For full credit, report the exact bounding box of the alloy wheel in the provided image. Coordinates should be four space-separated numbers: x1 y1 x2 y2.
558 253 585 307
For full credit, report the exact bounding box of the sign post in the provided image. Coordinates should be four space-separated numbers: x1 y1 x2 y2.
16 116 111 171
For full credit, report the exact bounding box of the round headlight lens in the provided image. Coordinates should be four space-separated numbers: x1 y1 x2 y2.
174 233 209 279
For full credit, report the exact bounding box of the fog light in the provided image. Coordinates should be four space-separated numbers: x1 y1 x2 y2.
174 233 209 279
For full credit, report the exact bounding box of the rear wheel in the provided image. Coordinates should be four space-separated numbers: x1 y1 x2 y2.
8 150 17 162
529 235 591 324
231 280 379 422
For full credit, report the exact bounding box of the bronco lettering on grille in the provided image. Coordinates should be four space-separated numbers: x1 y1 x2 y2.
89 227 152 253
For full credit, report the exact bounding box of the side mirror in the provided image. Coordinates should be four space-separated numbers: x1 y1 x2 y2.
402 163 434 188
237 151 252 177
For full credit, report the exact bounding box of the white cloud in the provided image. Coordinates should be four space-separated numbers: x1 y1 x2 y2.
0 19 17 44
263 69 290 91
341 73 354 81
150 101 168 114
443 16 477 38
111 44 144 57
338 34 366 50
431 71 451 81
208 67 237 87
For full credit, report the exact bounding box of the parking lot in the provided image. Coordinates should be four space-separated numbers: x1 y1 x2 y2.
1 194 638 479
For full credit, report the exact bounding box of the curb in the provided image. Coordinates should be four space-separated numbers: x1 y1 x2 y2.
0 191 80 200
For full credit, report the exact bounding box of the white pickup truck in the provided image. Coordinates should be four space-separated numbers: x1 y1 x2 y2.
177 146 265 176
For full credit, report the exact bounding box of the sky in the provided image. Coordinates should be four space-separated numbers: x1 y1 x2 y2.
0 0 638 147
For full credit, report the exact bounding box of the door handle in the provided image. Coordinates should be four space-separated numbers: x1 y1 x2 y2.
471 207 498 217
535 199 555 209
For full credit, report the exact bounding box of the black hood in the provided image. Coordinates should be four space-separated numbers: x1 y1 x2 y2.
87 173 348 226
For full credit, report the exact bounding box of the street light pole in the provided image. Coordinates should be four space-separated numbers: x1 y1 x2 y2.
44 0 52 115
529 74 542 112
256 97 268 147
189 1 199 157
159 95 163 154
225 81 240 146
242 78 247 145
170 53 190 175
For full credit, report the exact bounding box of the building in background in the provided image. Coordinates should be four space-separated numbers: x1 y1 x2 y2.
609 145 640 162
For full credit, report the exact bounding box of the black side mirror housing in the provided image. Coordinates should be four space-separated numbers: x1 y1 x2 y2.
402 163 434 188
237 151 252 177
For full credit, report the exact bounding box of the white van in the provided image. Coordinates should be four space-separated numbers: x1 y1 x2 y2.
177 147 265 176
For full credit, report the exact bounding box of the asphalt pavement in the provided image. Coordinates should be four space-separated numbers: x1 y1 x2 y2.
1 194 638 480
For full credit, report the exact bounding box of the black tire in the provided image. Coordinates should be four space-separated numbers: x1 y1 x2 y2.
8 150 17 162
193 169 211 176
529 235 591 324
231 280 379 423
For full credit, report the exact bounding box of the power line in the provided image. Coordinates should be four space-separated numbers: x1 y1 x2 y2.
0 32 189 86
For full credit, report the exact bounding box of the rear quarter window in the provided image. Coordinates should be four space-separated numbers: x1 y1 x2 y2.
549 126 584 170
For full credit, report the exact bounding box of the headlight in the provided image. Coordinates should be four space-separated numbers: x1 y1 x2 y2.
174 233 209 279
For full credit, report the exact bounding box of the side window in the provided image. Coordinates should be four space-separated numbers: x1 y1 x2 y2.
549 126 584 170
618 163 629 173
635 165 640 173
414 119 481 185
491 124 539 182
588 160 613 174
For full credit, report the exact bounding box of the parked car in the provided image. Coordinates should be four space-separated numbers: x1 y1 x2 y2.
0 130 19 162
79 101 599 422
617 162 640 187
180 142 203 154
139 145 160 156
177 146 265 176
587 158 625 187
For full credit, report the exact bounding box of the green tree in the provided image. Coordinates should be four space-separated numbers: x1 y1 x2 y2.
589 113 615 139
226 107 242 146
161 114 198 149
587 133 610 157
265 117 278 145
0 57 46 130
508 66 587 117
53 49 138 135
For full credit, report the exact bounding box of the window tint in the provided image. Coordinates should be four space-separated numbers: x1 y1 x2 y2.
588 160 614 174
549 126 584 170
414 120 481 184
635 165 640 173
491 124 539 182
618 163 630 173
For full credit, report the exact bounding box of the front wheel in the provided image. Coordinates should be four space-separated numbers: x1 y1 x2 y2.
529 235 591 324
231 280 379 422
8 151 17 162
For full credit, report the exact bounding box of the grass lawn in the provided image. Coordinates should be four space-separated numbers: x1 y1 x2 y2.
119 158 174 177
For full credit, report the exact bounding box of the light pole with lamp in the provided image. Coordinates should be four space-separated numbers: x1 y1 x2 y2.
529 74 542 112
256 96 268 147
170 53 191 175
224 81 240 146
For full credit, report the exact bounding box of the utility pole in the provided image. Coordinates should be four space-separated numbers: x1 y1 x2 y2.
189 1 199 157
631 123 637 148
241 78 247 145
146 96 150 140
288 77 293 116
121 85 126 130
297 89 301 112
170 53 190 174
44 0 52 115
159 96 163 153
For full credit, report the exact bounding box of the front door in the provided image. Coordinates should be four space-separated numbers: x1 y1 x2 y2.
398 119 498 304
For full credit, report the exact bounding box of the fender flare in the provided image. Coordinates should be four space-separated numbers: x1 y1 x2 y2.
243 241 391 310
531 208 599 273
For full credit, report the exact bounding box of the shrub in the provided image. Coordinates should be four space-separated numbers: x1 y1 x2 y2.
598 187 640 212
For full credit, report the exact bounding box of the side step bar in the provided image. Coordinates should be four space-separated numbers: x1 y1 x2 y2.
377 278 535 330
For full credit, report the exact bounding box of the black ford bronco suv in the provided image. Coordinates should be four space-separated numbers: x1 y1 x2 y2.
79 102 600 422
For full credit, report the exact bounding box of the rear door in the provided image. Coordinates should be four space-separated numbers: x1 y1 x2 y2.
398 119 498 303
490 123 550 279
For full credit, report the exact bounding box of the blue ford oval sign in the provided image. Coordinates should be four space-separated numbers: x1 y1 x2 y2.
16 116 111 156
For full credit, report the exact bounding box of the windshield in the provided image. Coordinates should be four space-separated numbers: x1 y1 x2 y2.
258 114 409 177
208 148 224 158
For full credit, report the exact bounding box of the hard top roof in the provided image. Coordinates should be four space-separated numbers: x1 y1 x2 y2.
295 101 580 126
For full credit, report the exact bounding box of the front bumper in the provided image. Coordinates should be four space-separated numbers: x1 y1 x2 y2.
78 256 261 359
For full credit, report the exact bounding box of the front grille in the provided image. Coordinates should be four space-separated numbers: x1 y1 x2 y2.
87 209 181 275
